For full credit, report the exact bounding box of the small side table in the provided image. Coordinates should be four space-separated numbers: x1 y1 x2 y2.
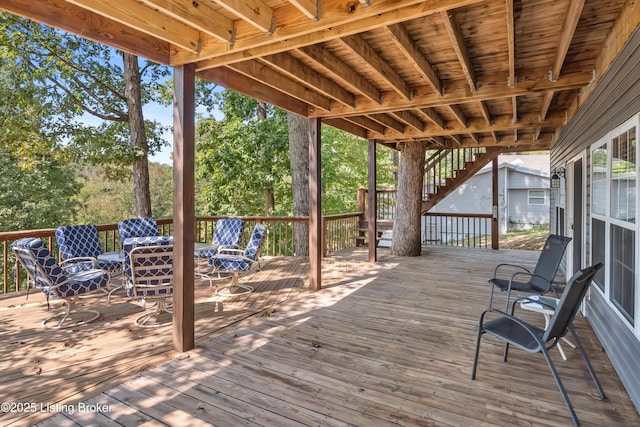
519 295 576 360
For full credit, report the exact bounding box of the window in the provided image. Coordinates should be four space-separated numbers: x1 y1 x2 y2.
528 190 546 205
588 119 639 332
611 225 635 324
611 128 636 223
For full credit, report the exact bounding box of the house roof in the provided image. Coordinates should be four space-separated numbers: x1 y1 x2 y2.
2 0 637 152
477 154 550 177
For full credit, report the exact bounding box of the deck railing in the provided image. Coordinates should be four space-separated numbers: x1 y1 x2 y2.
422 212 493 248
0 213 362 294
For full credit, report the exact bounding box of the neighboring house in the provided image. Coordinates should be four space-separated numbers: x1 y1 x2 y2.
550 31 640 412
427 154 550 239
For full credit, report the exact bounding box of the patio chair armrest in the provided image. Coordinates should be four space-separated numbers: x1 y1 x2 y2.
507 272 553 292
60 256 99 270
492 263 531 278
46 268 111 293
214 247 244 256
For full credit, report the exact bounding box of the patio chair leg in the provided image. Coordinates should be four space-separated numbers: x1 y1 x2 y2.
541 346 580 426
215 272 254 297
134 299 172 328
42 298 100 329
568 324 606 400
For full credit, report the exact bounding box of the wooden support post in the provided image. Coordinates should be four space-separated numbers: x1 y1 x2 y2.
368 139 377 263
172 64 196 352
492 157 499 250
309 118 322 291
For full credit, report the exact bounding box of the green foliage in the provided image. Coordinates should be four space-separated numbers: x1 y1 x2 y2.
74 163 174 225
0 149 79 231
195 90 397 216
0 11 171 171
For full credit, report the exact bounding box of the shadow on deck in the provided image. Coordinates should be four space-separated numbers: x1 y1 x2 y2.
1 247 638 426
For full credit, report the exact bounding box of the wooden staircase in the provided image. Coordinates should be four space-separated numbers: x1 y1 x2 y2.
421 146 506 214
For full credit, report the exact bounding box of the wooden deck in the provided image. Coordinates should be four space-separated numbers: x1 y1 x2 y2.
1 247 638 426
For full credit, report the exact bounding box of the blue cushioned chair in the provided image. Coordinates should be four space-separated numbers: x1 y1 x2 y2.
55 224 122 275
117 217 160 242
195 217 245 259
123 236 173 328
11 238 110 329
208 223 267 296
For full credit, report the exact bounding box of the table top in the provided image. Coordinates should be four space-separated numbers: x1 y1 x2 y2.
519 295 559 315
97 251 125 263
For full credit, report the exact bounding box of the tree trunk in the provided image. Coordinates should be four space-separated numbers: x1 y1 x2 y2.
256 101 275 215
392 142 424 256
122 52 152 217
288 112 310 256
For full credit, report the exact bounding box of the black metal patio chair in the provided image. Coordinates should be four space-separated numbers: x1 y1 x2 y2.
472 263 605 426
488 234 571 310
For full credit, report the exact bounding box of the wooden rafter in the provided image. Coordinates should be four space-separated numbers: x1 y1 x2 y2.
211 0 274 34
66 0 202 52
141 0 234 42
260 54 356 107
297 45 382 104
368 114 406 133
505 0 515 87
448 104 468 127
418 108 446 129
339 35 413 100
190 0 484 68
288 0 320 21
384 23 442 95
392 110 426 132
440 9 477 93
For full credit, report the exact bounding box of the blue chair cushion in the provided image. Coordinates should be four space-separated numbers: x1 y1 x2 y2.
118 217 160 241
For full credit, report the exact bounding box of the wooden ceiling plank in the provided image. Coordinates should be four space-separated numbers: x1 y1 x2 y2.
339 35 413 100
141 0 234 42
0 0 170 64
199 66 310 116
505 0 515 88
440 10 477 93
288 0 320 21
297 45 381 104
261 53 355 107
187 0 484 67
468 133 480 144
228 61 332 111
66 0 201 52
317 69 594 119
384 23 442 95
212 0 274 34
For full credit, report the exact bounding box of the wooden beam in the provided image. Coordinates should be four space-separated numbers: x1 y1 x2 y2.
314 69 594 118
505 0 515 88
198 67 310 116
392 110 426 132
261 53 356 107
323 118 369 138
339 35 413 100
479 101 492 125
440 10 477 93
212 0 274 34
368 114 406 133
172 63 196 352
141 0 235 42
418 108 445 129
229 60 332 111
308 117 322 291
297 45 382 104
512 95 518 123
344 116 387 134
551 0 586 81
0 0 171 64
288 0 320 21
448 104 467 127
368 139 377 263
183 0 483 66
66 0 201 52
384 23 442 95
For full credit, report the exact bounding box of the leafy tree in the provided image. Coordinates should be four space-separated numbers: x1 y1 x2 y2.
195 90 397 217
0 12 171 217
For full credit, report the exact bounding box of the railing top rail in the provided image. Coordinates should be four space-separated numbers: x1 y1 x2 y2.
424 212 493 218
322 212 362 220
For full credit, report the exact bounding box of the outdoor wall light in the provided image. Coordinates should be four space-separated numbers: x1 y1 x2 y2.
551 167 565 189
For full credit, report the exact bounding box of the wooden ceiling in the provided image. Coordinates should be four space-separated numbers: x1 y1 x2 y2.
2 0 637 151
